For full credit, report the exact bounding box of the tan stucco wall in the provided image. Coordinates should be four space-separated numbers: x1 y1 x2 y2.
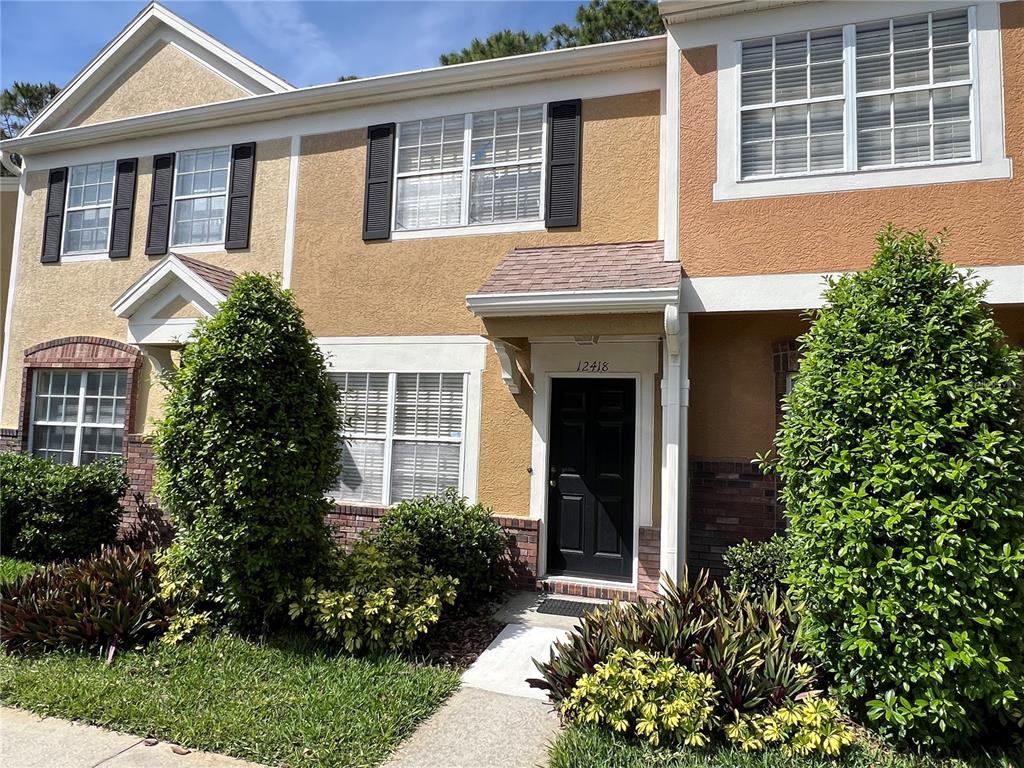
678 1 1024 278
1 137 291 432
1 188 16 362
289 91 662 518
71 40 248 127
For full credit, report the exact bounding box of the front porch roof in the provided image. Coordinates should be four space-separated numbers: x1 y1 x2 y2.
467 241 681 317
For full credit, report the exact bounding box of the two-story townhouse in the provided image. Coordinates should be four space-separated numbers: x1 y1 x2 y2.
660 0 1022 577
0 1 1020 601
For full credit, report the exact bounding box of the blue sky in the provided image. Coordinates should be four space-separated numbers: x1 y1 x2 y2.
1 0 581 91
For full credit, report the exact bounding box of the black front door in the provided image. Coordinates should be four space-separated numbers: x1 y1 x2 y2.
547 377 635 581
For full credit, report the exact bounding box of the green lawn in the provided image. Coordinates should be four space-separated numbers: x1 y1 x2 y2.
0 633 460 768
0 557 36 585
548 725 1021 768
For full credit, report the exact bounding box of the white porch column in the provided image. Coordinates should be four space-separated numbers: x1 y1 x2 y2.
660 308 690 588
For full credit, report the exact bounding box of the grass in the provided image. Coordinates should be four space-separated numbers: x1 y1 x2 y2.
548 725 1022 768
0 633 460 768
0 557 36 584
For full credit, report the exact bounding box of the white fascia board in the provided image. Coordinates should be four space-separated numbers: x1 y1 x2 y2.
111 253 225 318
0 177 19 192
680 265 1024 313
20 2 290 139
659 0 811 24
2 36 665 155
466 287 679 317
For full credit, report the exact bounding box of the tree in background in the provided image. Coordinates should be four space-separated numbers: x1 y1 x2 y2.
439 0 661 66
1 81 59 176
550 0 663 48
155 274 340 633
440 29 550 66
774 227 1024 747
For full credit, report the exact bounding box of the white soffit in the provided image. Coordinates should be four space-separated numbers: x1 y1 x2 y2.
22 2 291 137
466 287 679 317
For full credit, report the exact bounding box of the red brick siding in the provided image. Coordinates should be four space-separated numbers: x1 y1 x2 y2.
688 459 783 579
637 526 661 599
0 428 20 453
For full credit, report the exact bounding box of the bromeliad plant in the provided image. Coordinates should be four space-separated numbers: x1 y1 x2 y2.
0 546 174 658
561 648 717 747
530 571 818 721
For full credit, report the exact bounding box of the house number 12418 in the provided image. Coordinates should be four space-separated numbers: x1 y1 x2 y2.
576 361 609 372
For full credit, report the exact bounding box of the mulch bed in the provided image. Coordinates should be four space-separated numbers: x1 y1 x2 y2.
413 592 508 669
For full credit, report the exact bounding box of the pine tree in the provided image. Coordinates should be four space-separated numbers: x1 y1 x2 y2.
440 29 549 66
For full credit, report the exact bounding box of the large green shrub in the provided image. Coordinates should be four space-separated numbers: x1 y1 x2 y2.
0 453 126 561
0 546 173 656
285 539 457 654
531 572 817 720
723 534 792 595
155 273 341 631
375 489 509 598
774 228 1024 746
561 648 717 747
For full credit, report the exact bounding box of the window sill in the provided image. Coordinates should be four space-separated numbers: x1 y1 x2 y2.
713 157 1012 201
166 243 228 256
390 219 546 241
60 251 109 263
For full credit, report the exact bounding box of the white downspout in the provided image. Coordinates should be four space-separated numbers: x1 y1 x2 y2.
677 311 690 582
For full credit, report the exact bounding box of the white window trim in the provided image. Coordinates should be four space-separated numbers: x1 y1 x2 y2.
27 369 128 466
317 336 487 506
60 160 116 260
390 104 548 238
168 145 233 250
713 1 1011 200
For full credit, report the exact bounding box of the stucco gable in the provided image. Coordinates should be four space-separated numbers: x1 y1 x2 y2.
23 2 291 136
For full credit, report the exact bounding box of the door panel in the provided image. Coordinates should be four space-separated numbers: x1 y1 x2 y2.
547 378 636 581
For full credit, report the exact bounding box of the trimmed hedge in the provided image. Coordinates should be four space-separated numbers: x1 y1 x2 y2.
0 453 127 562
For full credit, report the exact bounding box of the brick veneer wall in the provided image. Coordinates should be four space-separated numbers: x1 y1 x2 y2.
688 459 783 579
0 428 19 453
537 525 662 602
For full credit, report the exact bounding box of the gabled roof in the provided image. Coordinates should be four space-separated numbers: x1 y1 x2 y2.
21 2 291 137
467 241 680 317
112 252 236 319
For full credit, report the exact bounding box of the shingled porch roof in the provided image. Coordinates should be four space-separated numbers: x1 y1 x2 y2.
467 241 680 317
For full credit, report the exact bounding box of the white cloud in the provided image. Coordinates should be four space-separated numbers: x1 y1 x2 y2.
226 0 348 84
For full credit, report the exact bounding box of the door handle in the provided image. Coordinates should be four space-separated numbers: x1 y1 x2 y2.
549 479 557 487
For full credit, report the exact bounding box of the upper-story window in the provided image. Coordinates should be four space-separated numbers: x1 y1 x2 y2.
62 161 115 255
394 106 545 232
739 7 974 179
171 146 231 247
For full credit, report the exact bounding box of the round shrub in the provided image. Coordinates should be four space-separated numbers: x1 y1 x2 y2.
775 228 1024 746
375 489 509 598
154 273 340 631
0 453 126 562
723 533 792 595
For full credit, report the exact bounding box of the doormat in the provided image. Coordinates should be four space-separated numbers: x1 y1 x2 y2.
536 598 605 618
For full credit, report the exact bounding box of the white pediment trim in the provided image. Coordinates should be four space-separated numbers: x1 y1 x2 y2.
22 2 291 137
112 253 226 345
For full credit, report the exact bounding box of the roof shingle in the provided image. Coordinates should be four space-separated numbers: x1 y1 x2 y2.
476 241 679 295
174 253 239 296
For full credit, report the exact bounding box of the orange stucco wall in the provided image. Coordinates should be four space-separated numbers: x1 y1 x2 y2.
678 1 1024 278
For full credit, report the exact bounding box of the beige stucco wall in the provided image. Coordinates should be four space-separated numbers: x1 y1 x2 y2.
1 137 291 432
678 1 1024 278
70 40 248 127
289 90 662 518
1 187 16 362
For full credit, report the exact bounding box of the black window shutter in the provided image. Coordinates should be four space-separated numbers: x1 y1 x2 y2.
363 123 395 241
225 142 256 250
145 153 175 256
545 99 582 228
108 158 138 259
41 168 68 263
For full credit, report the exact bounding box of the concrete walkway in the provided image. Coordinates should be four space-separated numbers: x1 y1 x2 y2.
0 708 265 768
384 593 596 768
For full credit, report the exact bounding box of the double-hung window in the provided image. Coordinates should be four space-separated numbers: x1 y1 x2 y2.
395 105 544 232
30 369 128 465
739 7 976 179
171 146 231 247
62 161 116 255
332 372 466 505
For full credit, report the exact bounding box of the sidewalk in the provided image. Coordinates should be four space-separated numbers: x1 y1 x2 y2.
0 707 265 768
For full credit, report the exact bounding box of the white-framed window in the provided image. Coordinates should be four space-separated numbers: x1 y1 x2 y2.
332 371 466 505
738 6 975 179
170 146 231 248
29 369 128 466
394 105 545 232
62 161 116 255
